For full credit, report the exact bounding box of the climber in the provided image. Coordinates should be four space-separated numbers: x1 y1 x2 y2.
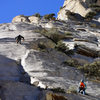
78 79 87 95
15 35 24 44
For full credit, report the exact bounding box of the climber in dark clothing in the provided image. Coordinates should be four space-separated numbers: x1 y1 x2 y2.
15 35 24 44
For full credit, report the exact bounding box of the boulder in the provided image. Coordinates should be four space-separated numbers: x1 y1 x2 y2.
12 15 30 23
28 16 40 24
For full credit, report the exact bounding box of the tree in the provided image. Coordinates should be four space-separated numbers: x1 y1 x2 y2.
34 13 41 18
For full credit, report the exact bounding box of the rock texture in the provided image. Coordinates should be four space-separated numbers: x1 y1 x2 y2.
28 16 40 24
12 15 40 24
58 0 91 20
85 0 100 5
1 5 100 99
12 15 30 23
57 0 100 20
0 19 100 100
46 93 68 100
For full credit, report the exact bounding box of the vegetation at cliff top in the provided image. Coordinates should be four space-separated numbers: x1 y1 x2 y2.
34 13 41 18
43 13 56 20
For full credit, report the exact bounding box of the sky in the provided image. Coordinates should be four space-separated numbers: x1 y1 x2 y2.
0 0 64 23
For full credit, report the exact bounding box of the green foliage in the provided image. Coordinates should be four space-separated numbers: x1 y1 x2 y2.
34 28 67 44
63 59 80 67
33 28 73 54
46 28 67 44
44 13 55 20
90 23 97 28
85 4 100 20
66 10 75 16
50 87 65 93
90 23 100 29
55 41 68 52
64 32 74 39
64 32 72 36
89 4 100 13
60 6 63 10
38 42 46 50
55 41 74 55
20 15 25 17
92 7 100 13
66 10 77 20
34 28 48 34
49 33 65 44
89 4 100 8
34 13 41 18
51 17 56 21
85 11 97 20
65 50 74 56
19 15 29 18
28 38 55 51
79 61 100 79
63 58 100 80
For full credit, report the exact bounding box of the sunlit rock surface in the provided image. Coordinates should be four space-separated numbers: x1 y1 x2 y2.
0 17 100 100
57 0 92 20
57 0 100 21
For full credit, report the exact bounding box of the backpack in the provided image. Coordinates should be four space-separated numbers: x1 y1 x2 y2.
80 82 85 88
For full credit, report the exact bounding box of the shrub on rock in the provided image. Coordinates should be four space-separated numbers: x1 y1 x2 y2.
34 13 41 18
55 41 68 53
79 61 100 79
50 87 65 93
85 11 97 20
44 13 55 20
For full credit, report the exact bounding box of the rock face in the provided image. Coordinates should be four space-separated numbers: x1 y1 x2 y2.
58 0 91 20
57 0 100 20
0 15 100 100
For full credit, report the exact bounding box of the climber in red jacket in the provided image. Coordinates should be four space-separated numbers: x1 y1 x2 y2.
78 79 87 95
